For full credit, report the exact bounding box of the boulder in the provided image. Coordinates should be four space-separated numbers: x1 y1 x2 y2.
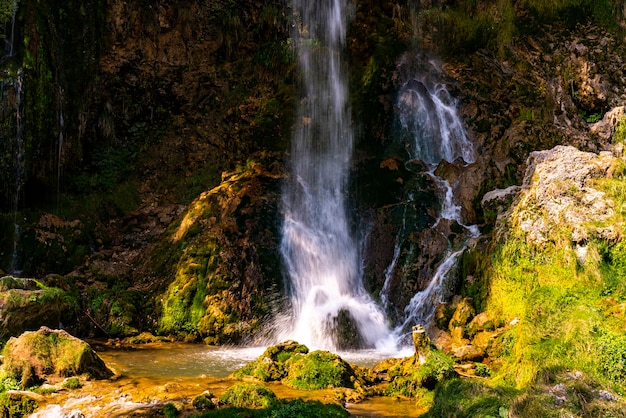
500 146 617 245
1 327 113 387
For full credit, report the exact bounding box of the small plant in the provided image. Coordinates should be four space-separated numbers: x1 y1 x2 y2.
475 363 492 377
613 115 626 144
62 377 81 389
597 330 626 384
163 402 179 418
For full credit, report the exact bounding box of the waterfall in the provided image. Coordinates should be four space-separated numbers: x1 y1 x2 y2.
2 1 24 275
9 69 24 275
57 84 65 207
385 57 478 335
278 0 390 350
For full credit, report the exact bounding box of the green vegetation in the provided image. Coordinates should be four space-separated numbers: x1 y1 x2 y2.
163 402 180 418
614 115 626 144
385 351 456 396
415 0 623 56
87 281 142 337
193 398 348 418
62 377 81 389
422 379 512 418
231 341 309 382
283 350 356 390
219 383 278 409
451 153 626 415
231 342 357 391
0 392 36 418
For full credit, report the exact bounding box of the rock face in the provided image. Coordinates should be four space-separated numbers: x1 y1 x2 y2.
498 145 617 246
0 277 79 339
1 327 113 387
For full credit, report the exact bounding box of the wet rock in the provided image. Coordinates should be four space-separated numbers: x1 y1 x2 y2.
471 331 499 352
434 303 455 330
1 326 113 387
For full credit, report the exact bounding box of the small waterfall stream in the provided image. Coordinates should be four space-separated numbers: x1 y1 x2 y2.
385 58 478 336
278 0 390 350
2 1 24 274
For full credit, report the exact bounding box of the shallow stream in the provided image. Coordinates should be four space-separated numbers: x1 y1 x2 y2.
33 342 422 417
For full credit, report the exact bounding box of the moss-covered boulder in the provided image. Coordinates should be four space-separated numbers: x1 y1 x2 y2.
0 277 79 340
230 340 309 382
231 342 358 390
374 350 456 396
1 327 113 387
219 382 277 409
283 350 356 390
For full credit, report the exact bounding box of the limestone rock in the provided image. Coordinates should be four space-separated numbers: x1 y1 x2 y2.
1 327 113 387
450 344 485 361
481 185 522 222
590 106 625 141
500 145 617 245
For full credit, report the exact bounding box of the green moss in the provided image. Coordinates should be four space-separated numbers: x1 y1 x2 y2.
597 330 626 385
86 283 141 337
219 383 277 409
163 402 180 418
283 350 356 390
193 398 348 418
0 392 37 418
386 351 456 396
62 376 81 389
422 379 512 418
614 116 626 144
230 341 309 382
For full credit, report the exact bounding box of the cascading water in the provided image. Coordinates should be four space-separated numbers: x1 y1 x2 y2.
9 69 24 275
2 1 24 274
385 57 479 335
278 0 390 350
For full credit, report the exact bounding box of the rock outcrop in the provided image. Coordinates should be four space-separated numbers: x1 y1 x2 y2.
1 327 113 387
498 145 618 246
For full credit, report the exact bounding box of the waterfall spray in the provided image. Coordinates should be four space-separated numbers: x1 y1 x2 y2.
278 0 390 350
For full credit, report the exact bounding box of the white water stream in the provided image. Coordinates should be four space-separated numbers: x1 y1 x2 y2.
278 0 391 351
386 58 479 335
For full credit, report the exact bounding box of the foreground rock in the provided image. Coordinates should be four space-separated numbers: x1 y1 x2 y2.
231 341 358 390
1 327 113 387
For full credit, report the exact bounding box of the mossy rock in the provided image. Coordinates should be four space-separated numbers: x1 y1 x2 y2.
219 382 277 409
0 279 79 339
0 391 37 418
283 350 356 390
382 350 456 396
1 327 113 387
192 391 216 411
230 341 309 382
